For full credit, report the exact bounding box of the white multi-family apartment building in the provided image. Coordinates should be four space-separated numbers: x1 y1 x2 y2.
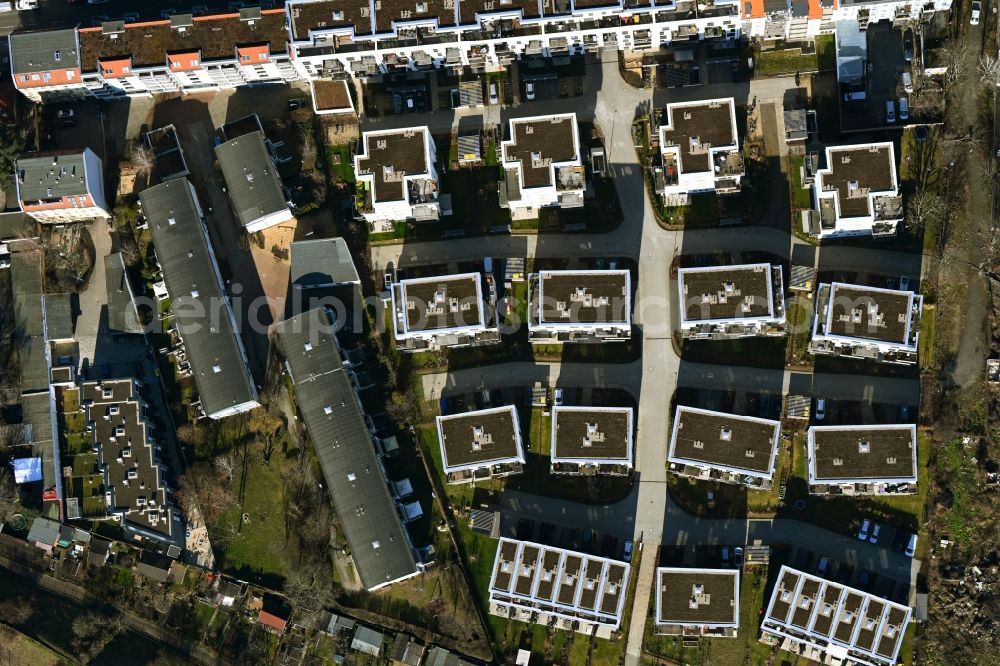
500 113 585 215
354 126 439 224
809 282 922 365
390 272 500 351
677 263 785 339
656 98 743 203
527 269 631 343
802 142 902 240
15 149 110 223
807 424 918 496
655 568 740 637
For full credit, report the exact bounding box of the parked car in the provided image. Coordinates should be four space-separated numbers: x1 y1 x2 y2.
858 519 872 541
899 97 909 121
488 82 499 105
971 0 981 24
517 518 534 540
159 8 176 18
902 71 913 93
869 523 882 544
554 388 564 406
622 540 633 562
287 98 308 110
191 4 209 15
602 534 617 557
816 557 830 576
582 528 594 550
905 533 918 557
903 33 914 62
122 11 139 21
57 118 75 128
525 81 535 101
899 275 910 291
734 546 744 567
56 108 74 119
858 570 877 591
815 398 826 421
844 91 866 102
899 404 911 421
721 546 730 566
885 100 896 124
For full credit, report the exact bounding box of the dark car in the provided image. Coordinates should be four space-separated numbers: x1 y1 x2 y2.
568 528 580 549
903 33 914 62
57 118 76 128
858 570 877 591
601 534 617 557
516 518 534 541
582 528 594 550
287 98 308 110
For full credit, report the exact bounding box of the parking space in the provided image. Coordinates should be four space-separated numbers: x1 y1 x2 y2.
40 99 104 156
842 21 910 129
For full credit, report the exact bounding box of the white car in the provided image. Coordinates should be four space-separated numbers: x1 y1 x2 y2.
858 519 871 541
525 81 535 101
971 0 981 24
869 523 882 544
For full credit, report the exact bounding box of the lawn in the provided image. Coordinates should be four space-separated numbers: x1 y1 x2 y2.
785 296 815 367
214 457 289 587
0 624 65 666
327 144 356 186
787 155 814 211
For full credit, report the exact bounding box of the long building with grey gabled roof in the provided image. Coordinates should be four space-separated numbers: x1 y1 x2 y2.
215 130 293 233
273 306 419 591
139 179 259 419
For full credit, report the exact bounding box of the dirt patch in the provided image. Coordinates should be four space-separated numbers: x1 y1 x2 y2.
248 221 297 324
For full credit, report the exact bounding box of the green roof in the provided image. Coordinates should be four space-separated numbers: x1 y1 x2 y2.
139 179 258 418
215 131 289 229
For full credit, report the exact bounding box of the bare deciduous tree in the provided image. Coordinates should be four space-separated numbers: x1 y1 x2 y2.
942 38 971 90
0 468 19 522
175 463 233 526
979 54 1000 88
215 453 236 482
129 144 156 176
906 187 946 234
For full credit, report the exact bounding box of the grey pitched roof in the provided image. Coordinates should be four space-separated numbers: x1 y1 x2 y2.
139 179 258 418
351 626 384 654
273 307 417 590
290 238 360 288
10 250 49 393
27 517 60 546
43 293 73 341
105 252 143 334
214 131 289 229
16 152 91 203
137 550 173 582
21 392 57 493
9 29 80 75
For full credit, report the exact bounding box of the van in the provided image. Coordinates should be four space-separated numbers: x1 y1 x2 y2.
902 71 913 93
844 91 866 102
886 100 896 123
899 97 909 121
905 533 918 557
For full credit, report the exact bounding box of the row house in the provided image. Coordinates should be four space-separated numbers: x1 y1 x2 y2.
15 149 110 223
9 8 297 101
285 0 744 80
742 0 953 42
